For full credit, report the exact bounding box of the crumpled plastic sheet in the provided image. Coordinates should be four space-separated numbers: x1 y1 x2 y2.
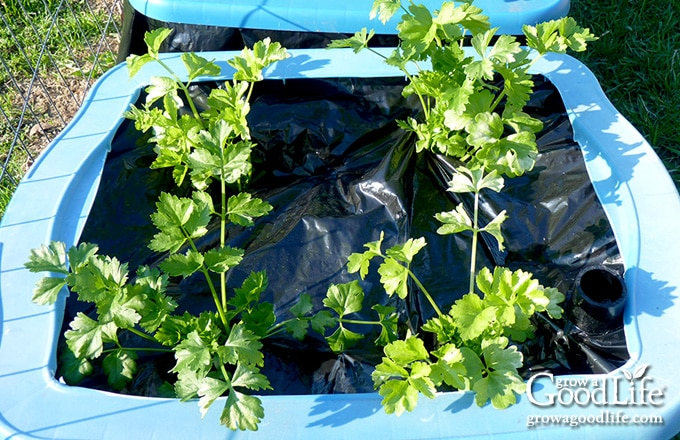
72 74 627 395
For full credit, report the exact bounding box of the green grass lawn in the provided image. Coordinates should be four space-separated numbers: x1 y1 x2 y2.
569 0 680 187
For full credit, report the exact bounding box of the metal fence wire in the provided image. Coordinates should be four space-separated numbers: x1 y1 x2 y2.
0 0 123 216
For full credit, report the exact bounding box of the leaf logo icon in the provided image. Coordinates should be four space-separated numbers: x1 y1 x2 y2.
621 364 650 381
633 363 650 379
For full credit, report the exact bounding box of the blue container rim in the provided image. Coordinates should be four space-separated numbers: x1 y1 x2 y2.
124 0 571 35
1 47 679 438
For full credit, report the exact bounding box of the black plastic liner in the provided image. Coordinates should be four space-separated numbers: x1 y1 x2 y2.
69 75 627 395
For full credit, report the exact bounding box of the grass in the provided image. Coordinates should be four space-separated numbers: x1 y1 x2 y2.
0 0 120 217
569 0 680 187
0 0 116 82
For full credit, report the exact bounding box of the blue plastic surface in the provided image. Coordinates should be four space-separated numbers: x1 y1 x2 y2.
125 0 570 35
2 48 680 439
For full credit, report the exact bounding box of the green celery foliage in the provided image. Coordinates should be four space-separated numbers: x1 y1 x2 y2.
329 224 564 412
25 30 301 431
333 0 596 177
323 0 594 415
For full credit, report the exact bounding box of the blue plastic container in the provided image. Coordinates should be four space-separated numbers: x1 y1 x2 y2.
124 0 570 35
1 46 680 439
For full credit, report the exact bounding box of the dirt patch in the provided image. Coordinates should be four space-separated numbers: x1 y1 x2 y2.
2 0 123 180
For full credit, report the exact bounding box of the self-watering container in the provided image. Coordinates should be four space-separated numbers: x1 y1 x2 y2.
2 44 680 438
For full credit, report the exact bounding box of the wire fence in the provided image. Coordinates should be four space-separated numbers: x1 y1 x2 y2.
0 0 124 216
